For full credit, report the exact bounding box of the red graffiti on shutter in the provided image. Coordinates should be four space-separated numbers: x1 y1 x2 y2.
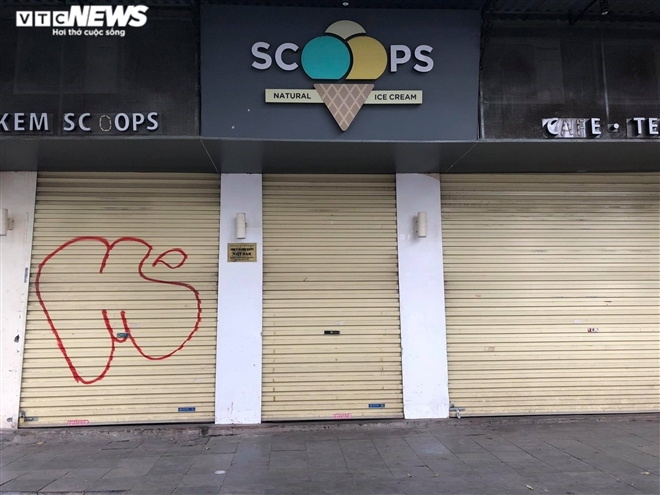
35 236 202 384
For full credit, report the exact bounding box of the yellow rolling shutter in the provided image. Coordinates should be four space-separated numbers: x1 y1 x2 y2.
262 174 403 421
20 172 220 426
441 173 660 416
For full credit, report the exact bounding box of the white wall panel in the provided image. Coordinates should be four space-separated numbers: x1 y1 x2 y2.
0 172 37 429
396 174 449 419
216 174 263 424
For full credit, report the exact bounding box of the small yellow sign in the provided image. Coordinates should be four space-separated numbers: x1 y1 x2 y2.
227 243 257 262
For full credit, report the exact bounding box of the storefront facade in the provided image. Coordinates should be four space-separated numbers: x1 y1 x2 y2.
1 0 658 429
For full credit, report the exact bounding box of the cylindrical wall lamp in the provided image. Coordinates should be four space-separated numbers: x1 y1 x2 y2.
236 213 247 239
0 209 13 236
416 211 427 238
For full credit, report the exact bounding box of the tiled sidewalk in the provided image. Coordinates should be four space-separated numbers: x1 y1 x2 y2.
1 415 658 495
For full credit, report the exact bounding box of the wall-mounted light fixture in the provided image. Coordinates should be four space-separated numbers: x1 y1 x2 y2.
600 0 609 15
236 213 247 239
1 209 13 236
415 211 427 238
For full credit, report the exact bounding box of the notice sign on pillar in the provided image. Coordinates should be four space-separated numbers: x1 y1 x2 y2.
228 243 257 262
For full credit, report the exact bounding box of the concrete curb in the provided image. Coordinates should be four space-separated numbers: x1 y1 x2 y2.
1 413 657 445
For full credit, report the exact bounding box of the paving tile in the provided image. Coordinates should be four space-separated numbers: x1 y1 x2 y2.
401 428 434 438
305 440 346 468
522 474 593 495
345 461 391 476
386 463 434 480
268 449 307 472
456 451 505 468
103 465 156 478
339 439 378 452
0 451 26 467
179 473 226 487
271 439 306 452
3 452 58 471
231 441 272 466
39 476 97 492
492 450 539 463
221 469 268 485
130 441 176 456
546 438 604 459
65 440 111 451
32 457 88 470
468 433 523 453
336 430 371 440
17 468 71 480
303 431 338 442
174 486 221 495
0 469 28 486
189 453 234 474
116 455 161 469
433 435 487 454
205 438 240 454
95 447 136 459
614 473 659 494
403 436 452 456
59 467 112 480
0 478 55 493
632 444 660 457
219 486 266 495
126 474 181 495
147 455 196 476
307 460 349 474
308 478 355 495
163 445 209 457
525 445 597 473
398 476 492 495
566 470 630 489
423 458 474 477
351 478 405 494
612 434 659 450
575 435 660 471
264 478 311 495
219 472 269 495
76 456 124 469
127 482 178 495
349 467 394 479
87 475 141 492
477 476 541 495
102 440 144 450
594 482 653 495
372 439 420 465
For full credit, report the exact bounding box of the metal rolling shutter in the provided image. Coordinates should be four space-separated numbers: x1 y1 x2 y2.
19 172 220 426
441 173 660 416
262 175 403 421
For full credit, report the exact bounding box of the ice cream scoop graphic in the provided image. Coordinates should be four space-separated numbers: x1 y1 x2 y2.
35 236 202 384
301 20 387 130
301 20 387 81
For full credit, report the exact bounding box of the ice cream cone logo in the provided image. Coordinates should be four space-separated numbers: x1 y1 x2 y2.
262 20 426 131
301 21 387 131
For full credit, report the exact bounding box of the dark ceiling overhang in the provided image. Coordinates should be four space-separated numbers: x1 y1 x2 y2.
1 137 658 174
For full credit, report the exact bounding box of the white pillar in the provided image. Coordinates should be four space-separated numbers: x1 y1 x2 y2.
396 174 449 419
1 172 37 429
215 174 263 424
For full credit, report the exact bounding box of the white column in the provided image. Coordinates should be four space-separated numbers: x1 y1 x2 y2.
215 174 263 424
1 172 37 429
396 174 449 419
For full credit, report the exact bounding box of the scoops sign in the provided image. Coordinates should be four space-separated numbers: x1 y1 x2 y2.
251 20 433 131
